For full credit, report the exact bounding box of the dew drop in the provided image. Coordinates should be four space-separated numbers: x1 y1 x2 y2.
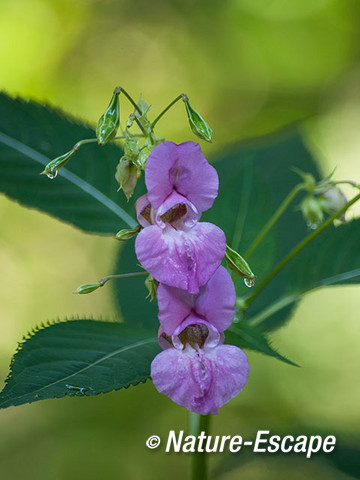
306 221 318 230
46 170 58 179
244 278 256 288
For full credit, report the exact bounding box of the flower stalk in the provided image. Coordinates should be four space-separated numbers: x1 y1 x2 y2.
245 183 305 259
189 413 211 480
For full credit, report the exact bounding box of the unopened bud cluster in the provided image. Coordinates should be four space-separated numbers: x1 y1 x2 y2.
294 168 348 229
42 88 213 202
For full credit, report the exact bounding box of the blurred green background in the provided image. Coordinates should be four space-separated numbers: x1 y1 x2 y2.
1 0 360 478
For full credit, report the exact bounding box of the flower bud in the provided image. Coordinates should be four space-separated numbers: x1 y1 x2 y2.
115 225 141 241
320 187 347 221
73 283 101 295
182 95 213 142
115 158 138 200
300 195 324 229
225 245 256 280
41 150 75 179
145 274 158 301
96 90 120 146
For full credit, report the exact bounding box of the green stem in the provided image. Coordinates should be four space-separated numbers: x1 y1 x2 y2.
99 271 146 286
189 412 211 480
129 114 147 136
114 86 142 115
245 183 305 259
334 180 360 189
245 191 360 307
72 136 131 152
151 93 185 128
72 138 99 151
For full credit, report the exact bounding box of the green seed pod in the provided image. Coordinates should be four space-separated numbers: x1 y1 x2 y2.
145 274 158 301
183 95 213 142
115 158 138 201
73 283 101 295
41 150 75 179
96 90 120 146
225 245 256 280
115 225 141 241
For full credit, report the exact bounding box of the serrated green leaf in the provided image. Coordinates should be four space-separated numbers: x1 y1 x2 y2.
0 320 160 409
226 322 299 367
0 93 137 233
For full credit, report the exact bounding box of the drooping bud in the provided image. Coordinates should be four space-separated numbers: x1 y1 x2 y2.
115 158 138 200
300 195 324 230
96 88 120 146
182 95 213 142
320 187 347 221
115 225 141 241
145 274 158 301
225 245 256 281
73 283 101 295
41 150 75 179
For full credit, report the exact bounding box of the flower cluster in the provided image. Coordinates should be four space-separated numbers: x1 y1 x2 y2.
135 141 249 415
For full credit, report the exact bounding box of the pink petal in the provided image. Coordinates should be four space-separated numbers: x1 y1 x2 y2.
135 222 226 294
195 266 235 332
197 344 249 414
157 266 235 335
145 141 219 213
151 345 203 411
157 284 192 336
151 343 249 415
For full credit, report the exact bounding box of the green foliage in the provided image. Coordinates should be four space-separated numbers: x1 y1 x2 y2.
203 130 321 277
253 219 360 331
0 93 136 233
226 323 298 367
1 93 360 370
114 240 159 331
0 320 160 409
203 131 360 332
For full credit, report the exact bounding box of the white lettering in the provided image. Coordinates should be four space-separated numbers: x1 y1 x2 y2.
323 436 336 453
229 436 243 453
254 430 269 453
166 430 184 452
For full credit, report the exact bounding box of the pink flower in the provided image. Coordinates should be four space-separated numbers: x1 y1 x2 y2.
135 141 225 294
151 321 249 415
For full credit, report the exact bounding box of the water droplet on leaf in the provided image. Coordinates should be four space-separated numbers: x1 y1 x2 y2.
244 278 255 288
46 170 57 179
